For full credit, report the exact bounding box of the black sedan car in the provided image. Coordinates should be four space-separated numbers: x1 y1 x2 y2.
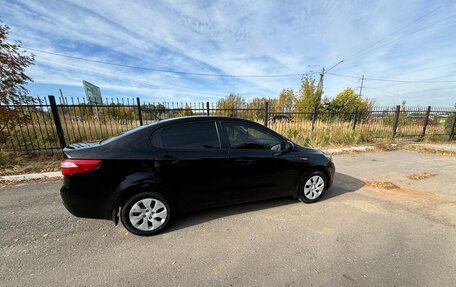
60 116 335 236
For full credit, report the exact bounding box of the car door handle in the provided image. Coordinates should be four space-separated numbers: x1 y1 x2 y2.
235 159 254 165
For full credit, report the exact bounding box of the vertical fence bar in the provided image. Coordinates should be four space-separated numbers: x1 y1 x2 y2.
61 97 76 142
450 111 456 141
12 100 30 153
4 103 20 153
136 97 143 126
48 95 67 149
3 104 17 153
421 106 431 139
311 106 318 131
206 101 210 116
263 101 269 127
19 101 36 154
71 97 83 142
392 105 401 139
352 106 359 130
44 97 59 150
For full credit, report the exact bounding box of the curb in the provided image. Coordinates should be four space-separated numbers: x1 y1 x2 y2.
0 145 381 182
0 172 62 182
323 145 377 154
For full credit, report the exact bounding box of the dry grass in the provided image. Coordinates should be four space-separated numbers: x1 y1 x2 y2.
365 181 400 190
266 119 387 149
2 116 454 152
403 145 456 157
407 172 437 180
0 152 60 176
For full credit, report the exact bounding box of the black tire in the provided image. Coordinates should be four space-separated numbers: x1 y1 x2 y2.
298 170 328 203
120 191 174 236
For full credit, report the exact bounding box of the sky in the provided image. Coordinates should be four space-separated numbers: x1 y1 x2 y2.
1 0 456 106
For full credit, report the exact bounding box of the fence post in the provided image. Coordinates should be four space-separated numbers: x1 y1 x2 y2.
420 106 431 139
392 105 401 139
263 101 269 127
352 107 359 130
136 97 143 126
311 106 318 131
48 95 67 149
206 101 210 116
450 112 456 141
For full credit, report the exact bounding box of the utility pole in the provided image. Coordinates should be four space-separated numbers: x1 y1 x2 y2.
320 67 325 84
319 59 343 95
317 67 324 92
359 75 365 97
313 60 344 89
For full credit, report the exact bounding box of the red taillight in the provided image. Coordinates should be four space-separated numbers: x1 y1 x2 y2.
61 159 102 176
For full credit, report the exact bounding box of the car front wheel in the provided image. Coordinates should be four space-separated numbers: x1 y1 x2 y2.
298 170 328 203
120 191 173 236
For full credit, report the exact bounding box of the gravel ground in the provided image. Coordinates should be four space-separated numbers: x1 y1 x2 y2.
1 150 455 286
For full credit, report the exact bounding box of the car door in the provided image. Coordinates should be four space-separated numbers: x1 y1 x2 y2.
151 120 231 211
220 120 299 203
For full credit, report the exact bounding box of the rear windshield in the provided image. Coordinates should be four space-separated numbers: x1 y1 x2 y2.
100 123 157 144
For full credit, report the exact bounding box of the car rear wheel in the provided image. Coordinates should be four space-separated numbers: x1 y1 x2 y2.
120 191 173 236
298 170 327 203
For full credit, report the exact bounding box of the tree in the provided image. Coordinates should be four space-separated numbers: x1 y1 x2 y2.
0 23 35 141
295 75 321 116
216 93 246 117
245 97 277 120
181 103 193 116
277 88 296 112
324 87 372 121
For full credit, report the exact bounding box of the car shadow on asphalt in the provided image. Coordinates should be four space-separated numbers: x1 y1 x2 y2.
167 172 364 233
323 172 365 201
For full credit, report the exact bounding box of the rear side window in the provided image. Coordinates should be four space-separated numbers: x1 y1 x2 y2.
158 122 220 149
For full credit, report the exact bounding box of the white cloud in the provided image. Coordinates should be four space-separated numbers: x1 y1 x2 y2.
1 0 455 105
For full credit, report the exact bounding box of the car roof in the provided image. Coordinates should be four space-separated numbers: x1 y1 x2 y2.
153 116 258 126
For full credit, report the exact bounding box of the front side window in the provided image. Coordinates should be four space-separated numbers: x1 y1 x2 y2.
159 122 220 149
223 122 282 150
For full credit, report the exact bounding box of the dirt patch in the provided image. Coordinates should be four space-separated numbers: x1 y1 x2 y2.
363 179 455 227
407 172 436 180
212 263 225 276
365 180 439 201
365 180 399 190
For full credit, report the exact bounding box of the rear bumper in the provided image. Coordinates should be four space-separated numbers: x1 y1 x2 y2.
60 176 113 220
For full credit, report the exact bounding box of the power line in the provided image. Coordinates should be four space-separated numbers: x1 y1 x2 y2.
23 47 310 78
326 72 456 83
343 6 441 63
384 61 456 79
348 12 456 62
364 85 402 97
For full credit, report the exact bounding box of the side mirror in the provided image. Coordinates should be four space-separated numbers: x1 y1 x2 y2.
284 141 295 151
273 141 295 156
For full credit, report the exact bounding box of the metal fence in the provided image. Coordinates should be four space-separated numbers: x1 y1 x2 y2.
1 95 455 154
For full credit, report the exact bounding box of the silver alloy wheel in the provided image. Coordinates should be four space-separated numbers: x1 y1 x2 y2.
303 175 325 200
128 198 168 231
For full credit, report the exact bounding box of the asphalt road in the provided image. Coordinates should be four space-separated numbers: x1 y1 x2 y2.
1 150 455 286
